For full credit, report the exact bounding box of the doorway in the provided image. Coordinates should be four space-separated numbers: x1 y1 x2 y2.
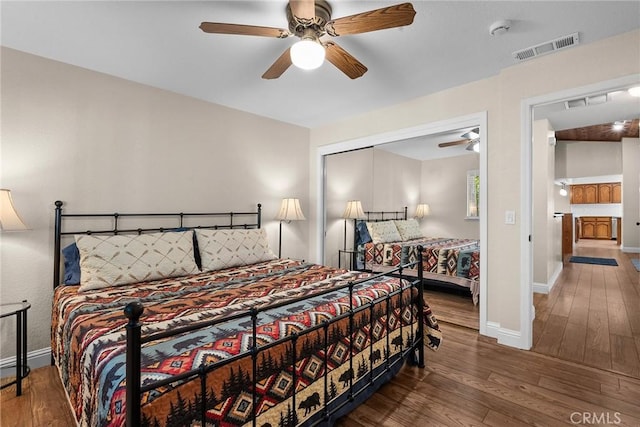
522 74 640 359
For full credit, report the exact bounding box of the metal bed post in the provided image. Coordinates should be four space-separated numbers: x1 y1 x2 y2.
416 246 425 368
124 302 144 427
53 201 63 290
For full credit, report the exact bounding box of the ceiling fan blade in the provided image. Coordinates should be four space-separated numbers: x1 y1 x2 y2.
438 139 469 148
199 22 291 38
325 2 416 37
289 0 316 21
262 48 293 79
324 42 368 79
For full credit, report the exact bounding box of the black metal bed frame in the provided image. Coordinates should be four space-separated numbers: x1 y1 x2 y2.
52 201 425 427
363 207 408 222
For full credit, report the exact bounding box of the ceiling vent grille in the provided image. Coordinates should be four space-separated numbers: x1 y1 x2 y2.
564 92 610 110
513 32 580 62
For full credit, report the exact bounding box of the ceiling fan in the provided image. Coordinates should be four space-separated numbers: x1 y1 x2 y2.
199 0 416 79
437 128 480 152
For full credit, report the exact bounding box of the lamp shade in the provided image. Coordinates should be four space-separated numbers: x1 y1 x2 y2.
342 200 366 220
0 189 28 231
414 203 430 219
276 198 306 221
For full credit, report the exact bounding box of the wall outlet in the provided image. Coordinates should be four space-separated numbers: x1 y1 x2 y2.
505 210 516 225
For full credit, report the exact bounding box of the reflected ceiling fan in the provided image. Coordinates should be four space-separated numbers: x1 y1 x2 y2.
438 128 480 152
199 0 416 79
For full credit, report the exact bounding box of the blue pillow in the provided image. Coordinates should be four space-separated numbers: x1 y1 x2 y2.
355 220 372 246
62 242 81 285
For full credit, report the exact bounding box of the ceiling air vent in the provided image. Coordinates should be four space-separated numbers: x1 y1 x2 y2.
513 32 580 62
564 92 610 110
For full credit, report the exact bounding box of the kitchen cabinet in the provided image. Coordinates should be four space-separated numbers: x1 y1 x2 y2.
579 216 612 239
562 213 573 256
612 182 622 203
598 184 612 203
570 182 621 204
570 185 585 204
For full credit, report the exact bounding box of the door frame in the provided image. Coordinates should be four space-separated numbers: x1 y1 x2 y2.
315 111 488 336
520 74 639 349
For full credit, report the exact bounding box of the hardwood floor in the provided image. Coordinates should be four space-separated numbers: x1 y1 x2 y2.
533 239 640 379
5 323 640 426
424 287 479 330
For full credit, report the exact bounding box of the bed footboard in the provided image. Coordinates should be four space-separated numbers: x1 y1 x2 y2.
124 251 426 427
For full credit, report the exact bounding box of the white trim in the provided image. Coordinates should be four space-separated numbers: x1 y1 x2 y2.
521 74 640 351
315 112 489 338
485 320 526 348
533 261 563 294
621 246 640 253
532 282 550 294
0 347 51 378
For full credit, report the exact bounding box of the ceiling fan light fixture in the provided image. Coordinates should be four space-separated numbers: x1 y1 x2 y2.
290 38 325 70
628 86 640 97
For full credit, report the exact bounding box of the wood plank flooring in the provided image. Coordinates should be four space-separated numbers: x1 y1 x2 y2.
533 239 640 379
4 322 640 426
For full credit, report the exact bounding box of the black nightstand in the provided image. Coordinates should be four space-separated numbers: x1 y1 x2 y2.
338 249 362 271
1 300 31 396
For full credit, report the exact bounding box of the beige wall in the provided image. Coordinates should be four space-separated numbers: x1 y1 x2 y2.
420 153 480 239
533 119 561 288
324 148 374 267
0 47 310 355
310 30 640 342
555 140 623 178
622 138 640 251
324 148 421 267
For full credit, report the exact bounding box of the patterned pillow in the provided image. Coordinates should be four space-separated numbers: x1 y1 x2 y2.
394 219 423 241
75 230 199 292
196 228 276 272
366 221 402 244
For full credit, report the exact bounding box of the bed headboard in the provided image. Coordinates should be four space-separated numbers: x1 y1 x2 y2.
53 201 262 289
363 207 408 222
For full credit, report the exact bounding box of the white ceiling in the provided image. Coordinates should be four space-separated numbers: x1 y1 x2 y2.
2 0 639 132
2 1 639 162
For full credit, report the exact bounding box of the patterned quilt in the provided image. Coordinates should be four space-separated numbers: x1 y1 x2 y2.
52 259 438 427
364 237 480 304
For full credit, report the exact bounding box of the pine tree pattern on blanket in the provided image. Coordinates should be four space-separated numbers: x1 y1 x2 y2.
52 259 441 427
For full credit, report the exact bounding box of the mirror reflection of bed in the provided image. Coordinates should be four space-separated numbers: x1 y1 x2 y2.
324 130 481 330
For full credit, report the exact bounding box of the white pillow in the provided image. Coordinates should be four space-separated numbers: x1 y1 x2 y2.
394 219 423 241
75 230 199 292
366 221 402 244
196 228 276 272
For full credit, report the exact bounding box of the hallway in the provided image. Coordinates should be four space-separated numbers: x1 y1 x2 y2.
533 239 640 378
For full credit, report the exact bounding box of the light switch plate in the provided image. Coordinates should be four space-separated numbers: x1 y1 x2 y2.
505 210 516 225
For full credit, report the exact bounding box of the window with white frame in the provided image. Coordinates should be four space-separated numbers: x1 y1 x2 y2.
467 169 479 219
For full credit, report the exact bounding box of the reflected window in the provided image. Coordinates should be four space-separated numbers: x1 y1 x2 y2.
467 169 479 219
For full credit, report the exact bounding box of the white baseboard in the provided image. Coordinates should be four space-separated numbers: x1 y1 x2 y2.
533 282 550 294
0 347 51 378
533 261 563 294
485 321 528 349
621 246 640 253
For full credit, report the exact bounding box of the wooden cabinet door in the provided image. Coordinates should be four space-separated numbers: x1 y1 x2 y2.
584 184 598 204
570 185 585 204
595 221 611 239
562 214 573 255
581 221 596 238
612 182 622 203
598 184 612 203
